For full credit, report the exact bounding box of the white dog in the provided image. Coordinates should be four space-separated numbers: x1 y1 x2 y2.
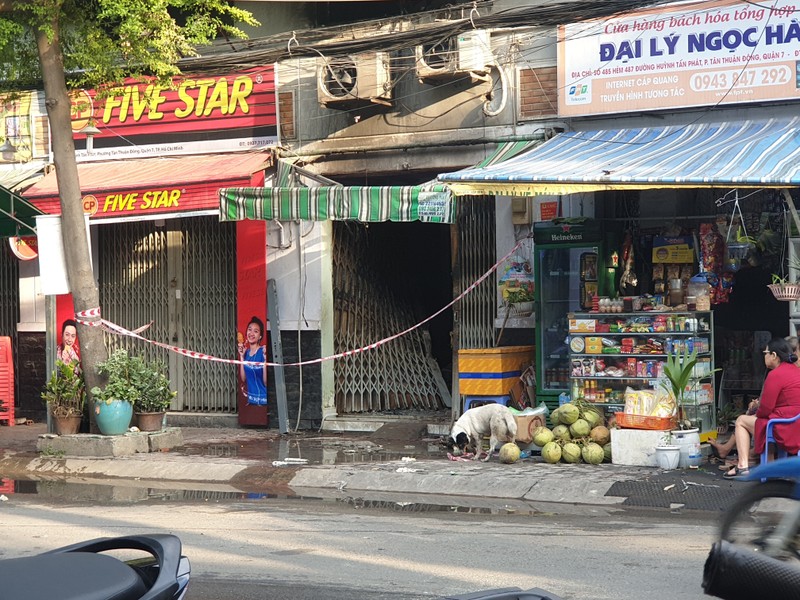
448 403 518 461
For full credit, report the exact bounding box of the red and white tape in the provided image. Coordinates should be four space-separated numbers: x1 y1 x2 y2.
75 239 526 368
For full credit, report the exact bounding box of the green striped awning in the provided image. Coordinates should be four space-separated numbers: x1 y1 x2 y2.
220 182 455 223
219 139 543 224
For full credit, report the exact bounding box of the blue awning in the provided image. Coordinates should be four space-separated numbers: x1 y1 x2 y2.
438 118 800 196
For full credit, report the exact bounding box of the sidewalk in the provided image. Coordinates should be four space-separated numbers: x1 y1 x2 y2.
0 422 745 513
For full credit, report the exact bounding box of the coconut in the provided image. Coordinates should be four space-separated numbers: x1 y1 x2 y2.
552 424 571 442
541 441 562 464
558 403 580 425
562 442 582 463
582 408 603 429
569 418 591 439
603 443 612 463
499 442 521 464
532 426 554 448
589 425 611 446
549 408 561 427
582 442 604 465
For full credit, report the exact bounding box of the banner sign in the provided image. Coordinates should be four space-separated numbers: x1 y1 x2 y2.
558 0 800 116
70 67 277 155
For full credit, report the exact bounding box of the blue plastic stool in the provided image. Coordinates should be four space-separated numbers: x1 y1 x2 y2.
463 395 511 411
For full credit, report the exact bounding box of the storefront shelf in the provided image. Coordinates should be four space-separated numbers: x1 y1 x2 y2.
568 310 716 436
570 352 711 358
569 331 710 336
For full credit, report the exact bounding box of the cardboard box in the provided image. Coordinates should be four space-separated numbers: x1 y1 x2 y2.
585 337 603 354
569 318 596 333
514 413 546 444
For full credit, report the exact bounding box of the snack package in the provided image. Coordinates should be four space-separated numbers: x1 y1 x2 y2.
650 384 677 417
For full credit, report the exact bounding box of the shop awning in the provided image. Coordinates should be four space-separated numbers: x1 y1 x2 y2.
438 118 800 196
0 184 43 237
221 182 457 223
22 152 270 220
219 139 542 224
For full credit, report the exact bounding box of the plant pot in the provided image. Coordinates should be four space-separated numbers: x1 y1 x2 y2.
768 283 800 301
655 445 681 470
53 415 82 436
135 411 165 432
672 428 702 468
94 399 133 435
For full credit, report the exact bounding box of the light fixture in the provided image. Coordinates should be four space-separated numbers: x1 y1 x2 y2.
79 121 101 152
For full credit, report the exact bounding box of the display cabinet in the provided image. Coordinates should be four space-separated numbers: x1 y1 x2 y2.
567 311 716 440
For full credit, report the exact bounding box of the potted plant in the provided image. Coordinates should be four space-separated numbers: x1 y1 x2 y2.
91 349 175 434
716 403 740 435
661 345 698 430
500 287 535 317
41 359 85 435
131 357 175 432
654 431 680 470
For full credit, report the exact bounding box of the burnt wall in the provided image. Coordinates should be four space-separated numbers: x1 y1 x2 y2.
267 330 322 430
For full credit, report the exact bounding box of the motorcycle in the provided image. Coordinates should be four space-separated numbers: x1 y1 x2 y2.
0 533 190 600
703 456 800 599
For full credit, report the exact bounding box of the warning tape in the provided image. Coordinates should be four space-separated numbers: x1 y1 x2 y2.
75 238 526 368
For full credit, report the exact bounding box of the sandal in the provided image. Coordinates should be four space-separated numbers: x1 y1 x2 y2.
723 466 751 480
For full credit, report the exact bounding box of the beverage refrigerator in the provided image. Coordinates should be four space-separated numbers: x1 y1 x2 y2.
533 219 611 408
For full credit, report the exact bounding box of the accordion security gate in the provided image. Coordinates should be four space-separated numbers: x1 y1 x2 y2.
331 198 495 415
97 217 237 412
332 222 447 413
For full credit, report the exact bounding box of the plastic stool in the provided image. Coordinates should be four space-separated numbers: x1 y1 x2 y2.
463 395 511 411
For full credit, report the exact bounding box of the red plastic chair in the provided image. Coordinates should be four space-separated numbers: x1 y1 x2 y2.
760 412 800 465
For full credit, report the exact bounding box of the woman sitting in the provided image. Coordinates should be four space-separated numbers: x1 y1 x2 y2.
723 337 800 479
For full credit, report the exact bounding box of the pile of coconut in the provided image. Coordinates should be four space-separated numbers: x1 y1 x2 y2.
532 401 612 465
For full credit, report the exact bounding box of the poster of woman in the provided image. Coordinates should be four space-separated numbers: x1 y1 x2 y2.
237 316 268 406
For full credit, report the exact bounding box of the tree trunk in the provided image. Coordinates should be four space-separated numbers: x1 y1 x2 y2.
35 19 108 430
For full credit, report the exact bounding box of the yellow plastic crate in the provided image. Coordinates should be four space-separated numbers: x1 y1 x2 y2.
458 345 534 396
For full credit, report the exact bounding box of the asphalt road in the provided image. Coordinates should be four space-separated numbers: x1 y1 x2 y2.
1 494 717 600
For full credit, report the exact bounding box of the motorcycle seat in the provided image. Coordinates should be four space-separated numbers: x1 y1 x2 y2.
0 552 147 600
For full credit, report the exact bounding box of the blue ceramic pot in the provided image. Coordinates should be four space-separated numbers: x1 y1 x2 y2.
94 399 133 435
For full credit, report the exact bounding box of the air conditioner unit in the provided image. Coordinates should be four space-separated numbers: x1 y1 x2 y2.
317 52 392 108
415 30 491 81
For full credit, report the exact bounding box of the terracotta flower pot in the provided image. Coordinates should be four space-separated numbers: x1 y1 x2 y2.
54 415 82 436
135 411 165 432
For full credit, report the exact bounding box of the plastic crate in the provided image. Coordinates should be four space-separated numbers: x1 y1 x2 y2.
458 345 534 395
614 412 676 431
463 395 510 411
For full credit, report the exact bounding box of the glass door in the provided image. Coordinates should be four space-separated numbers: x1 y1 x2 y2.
536 245 599 396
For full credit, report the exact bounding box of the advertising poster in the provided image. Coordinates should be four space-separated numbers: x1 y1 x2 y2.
558 0 800 115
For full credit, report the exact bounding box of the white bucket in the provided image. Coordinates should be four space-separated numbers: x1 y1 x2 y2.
656 445 681 470
673 428 702 468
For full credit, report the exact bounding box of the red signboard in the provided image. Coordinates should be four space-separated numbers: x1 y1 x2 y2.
23 152 269 220
71 67 276 140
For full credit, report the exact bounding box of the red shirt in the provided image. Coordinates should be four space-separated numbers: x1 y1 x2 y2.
754 361 800 454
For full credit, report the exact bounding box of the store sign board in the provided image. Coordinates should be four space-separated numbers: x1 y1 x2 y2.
652 235 695 263
533 219 602 244
33 183 225 220
71 67 276 152
557 0 800 116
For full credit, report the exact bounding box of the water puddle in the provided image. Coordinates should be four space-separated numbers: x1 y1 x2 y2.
175 433 446 466
0 473 555 516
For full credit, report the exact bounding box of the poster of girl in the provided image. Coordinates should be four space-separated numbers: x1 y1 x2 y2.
237 316 267 406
